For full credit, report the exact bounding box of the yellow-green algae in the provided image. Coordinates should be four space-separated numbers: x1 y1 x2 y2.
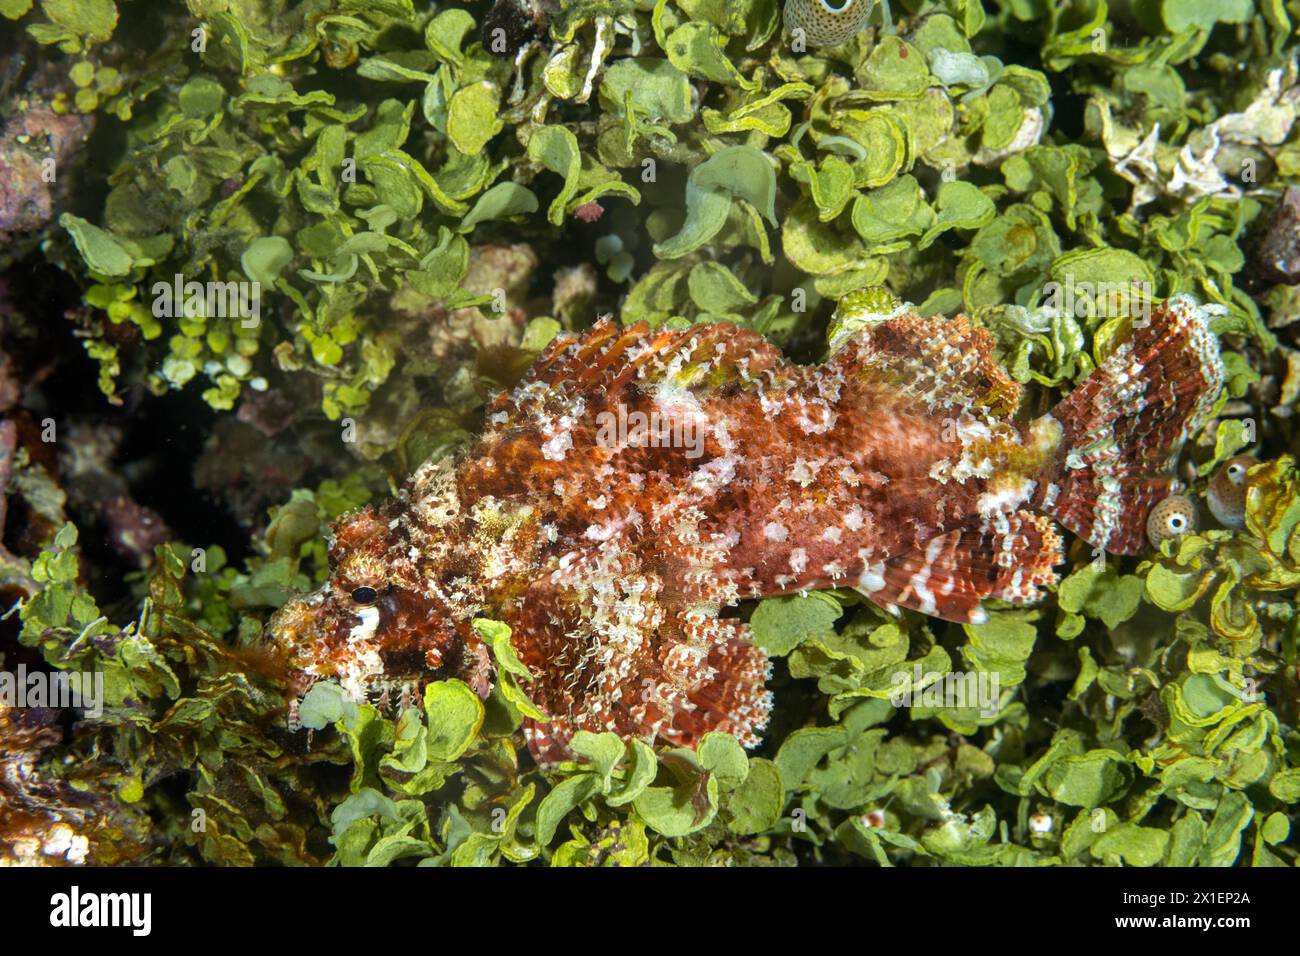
2 0 1300 866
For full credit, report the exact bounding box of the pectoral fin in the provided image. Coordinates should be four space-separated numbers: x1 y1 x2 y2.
858 511 1064 624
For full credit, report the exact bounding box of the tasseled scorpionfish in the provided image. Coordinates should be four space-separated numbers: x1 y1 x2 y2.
269 291 1224 764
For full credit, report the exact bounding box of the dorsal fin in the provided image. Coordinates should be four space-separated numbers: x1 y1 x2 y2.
830 310 1022 420
485 318 788 426
467 319 795 515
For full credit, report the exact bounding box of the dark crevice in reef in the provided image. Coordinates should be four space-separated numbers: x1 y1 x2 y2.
117 388 252 563
2 258 247 609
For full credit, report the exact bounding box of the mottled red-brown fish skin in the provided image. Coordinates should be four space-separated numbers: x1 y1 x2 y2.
268 291 1224 765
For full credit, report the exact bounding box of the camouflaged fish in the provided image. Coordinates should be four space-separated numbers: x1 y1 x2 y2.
268 291 1224 764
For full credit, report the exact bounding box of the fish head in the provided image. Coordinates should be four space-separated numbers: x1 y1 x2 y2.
268 502 486 702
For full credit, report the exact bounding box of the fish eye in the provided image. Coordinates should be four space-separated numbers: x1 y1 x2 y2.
1228 463 1245 482
351 586 378 605
1167 514 1187 531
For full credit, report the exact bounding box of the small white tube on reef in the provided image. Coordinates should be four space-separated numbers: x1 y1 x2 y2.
782 0 883 50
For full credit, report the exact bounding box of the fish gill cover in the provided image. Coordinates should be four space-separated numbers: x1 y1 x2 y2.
0 0 1297 868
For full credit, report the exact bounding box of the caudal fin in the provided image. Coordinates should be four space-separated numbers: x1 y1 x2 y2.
1034 294 1224 555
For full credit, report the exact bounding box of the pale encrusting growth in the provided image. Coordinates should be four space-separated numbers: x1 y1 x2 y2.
1207 456 1257 530
1146 494 1197 547
782 0 875 48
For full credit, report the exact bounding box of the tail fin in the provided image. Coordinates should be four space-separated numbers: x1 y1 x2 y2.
1034 294 1224 555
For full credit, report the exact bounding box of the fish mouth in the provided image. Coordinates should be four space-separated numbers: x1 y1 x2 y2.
264 590 339 693
266 592 314 645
